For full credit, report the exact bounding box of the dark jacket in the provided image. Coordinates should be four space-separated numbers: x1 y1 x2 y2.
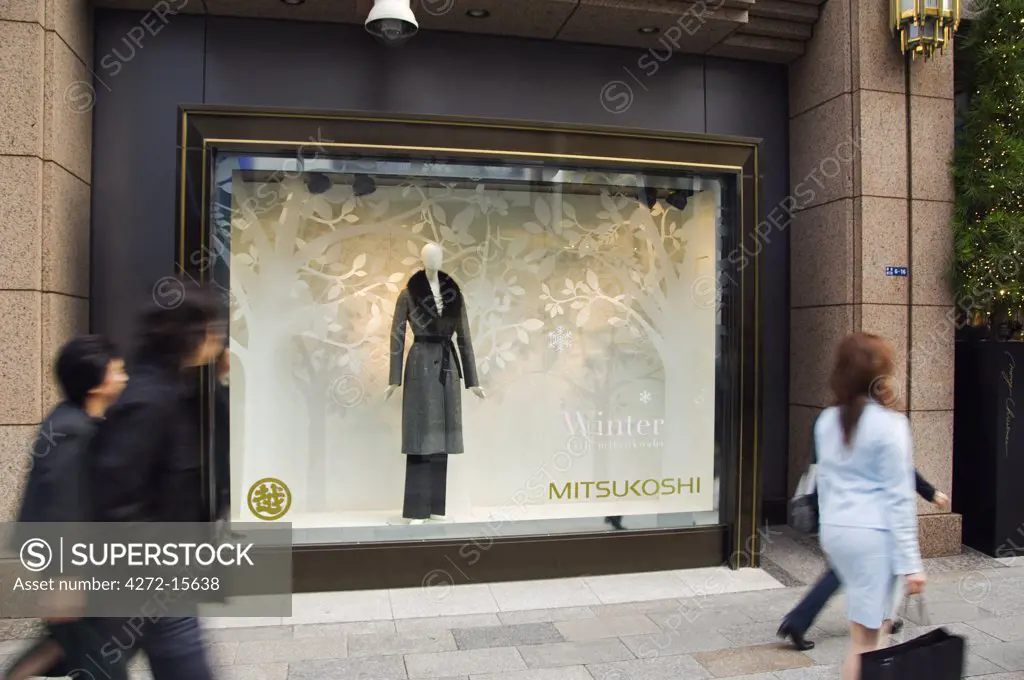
914 472 936 503
388 270 479 454
180 373 230 520
211 382 230 519
89 361 205 523
18 403 98 526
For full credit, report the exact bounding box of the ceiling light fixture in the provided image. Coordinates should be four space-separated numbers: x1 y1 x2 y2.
365 0 418 47
666 190 693 212
353 174 377 197
637 187 658 210
305 173 332 195
638 26 660 34
466 9 490 18
280 0 306 5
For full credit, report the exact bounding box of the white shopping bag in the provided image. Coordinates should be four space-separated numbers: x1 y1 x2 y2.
794 464 817 497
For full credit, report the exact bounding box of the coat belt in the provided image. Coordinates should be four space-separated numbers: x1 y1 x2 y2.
414 334 463 385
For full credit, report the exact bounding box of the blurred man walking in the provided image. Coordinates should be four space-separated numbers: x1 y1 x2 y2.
4 336 127 680
88 281 225 680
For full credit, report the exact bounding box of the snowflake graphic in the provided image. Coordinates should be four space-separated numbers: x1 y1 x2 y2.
549 326 573 352
639 390 652 404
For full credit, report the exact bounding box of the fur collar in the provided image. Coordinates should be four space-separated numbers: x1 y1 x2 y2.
407 270 462 320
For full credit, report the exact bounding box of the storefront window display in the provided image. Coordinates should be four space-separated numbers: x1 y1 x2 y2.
209 154 730 544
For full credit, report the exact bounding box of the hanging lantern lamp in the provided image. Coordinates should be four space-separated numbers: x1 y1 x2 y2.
891 0 961 60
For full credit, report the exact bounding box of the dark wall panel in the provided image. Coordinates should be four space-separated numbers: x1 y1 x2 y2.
203 18 706 132
90 10 789 517
90 11 207 350
705 59 790 509
202 18 384 112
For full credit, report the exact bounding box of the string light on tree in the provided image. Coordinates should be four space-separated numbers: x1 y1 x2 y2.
953 0 1024 321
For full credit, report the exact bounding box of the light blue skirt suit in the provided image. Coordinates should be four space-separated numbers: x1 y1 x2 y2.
815 402 923 629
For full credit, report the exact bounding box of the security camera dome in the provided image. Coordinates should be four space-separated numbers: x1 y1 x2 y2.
365 0 419 47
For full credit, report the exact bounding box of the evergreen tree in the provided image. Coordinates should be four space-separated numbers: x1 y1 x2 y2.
952 0 1024 320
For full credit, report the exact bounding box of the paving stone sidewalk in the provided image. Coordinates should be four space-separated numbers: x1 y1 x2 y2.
1 528 1022 679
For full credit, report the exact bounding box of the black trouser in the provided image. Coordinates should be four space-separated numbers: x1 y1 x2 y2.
54 620 131 680
786 567 842 633
403 454 448 519
97 616 213 680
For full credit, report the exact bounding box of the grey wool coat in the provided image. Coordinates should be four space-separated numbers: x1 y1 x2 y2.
389 270 480 455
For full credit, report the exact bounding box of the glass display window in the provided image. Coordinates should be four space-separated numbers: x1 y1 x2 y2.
206 154 735 546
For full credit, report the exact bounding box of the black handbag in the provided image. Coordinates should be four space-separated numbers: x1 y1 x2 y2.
860 598 965 680
789 428 819 534
789 471 818 534
2 621 130 680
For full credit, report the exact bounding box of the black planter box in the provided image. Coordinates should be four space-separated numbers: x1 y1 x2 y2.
954 341 1024 556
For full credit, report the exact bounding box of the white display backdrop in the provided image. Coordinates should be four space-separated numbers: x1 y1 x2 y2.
226 175 721 526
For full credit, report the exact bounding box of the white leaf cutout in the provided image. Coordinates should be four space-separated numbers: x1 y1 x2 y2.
507 234 530 258
534 197 551 226
452 206 474 232
576 307 590 328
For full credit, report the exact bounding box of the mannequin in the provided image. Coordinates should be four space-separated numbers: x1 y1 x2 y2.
385 243 484 524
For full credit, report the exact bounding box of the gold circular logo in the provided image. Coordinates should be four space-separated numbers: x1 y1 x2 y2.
246 478 292 521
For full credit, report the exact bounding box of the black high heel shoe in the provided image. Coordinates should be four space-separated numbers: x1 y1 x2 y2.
777 618 815 651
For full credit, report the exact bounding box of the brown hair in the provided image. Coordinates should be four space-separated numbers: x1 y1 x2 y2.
829 332 899 445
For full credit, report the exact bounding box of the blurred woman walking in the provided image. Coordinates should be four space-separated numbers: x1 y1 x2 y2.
814 332 926 680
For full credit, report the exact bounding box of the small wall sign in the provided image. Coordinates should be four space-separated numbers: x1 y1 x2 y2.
885 267 909 277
